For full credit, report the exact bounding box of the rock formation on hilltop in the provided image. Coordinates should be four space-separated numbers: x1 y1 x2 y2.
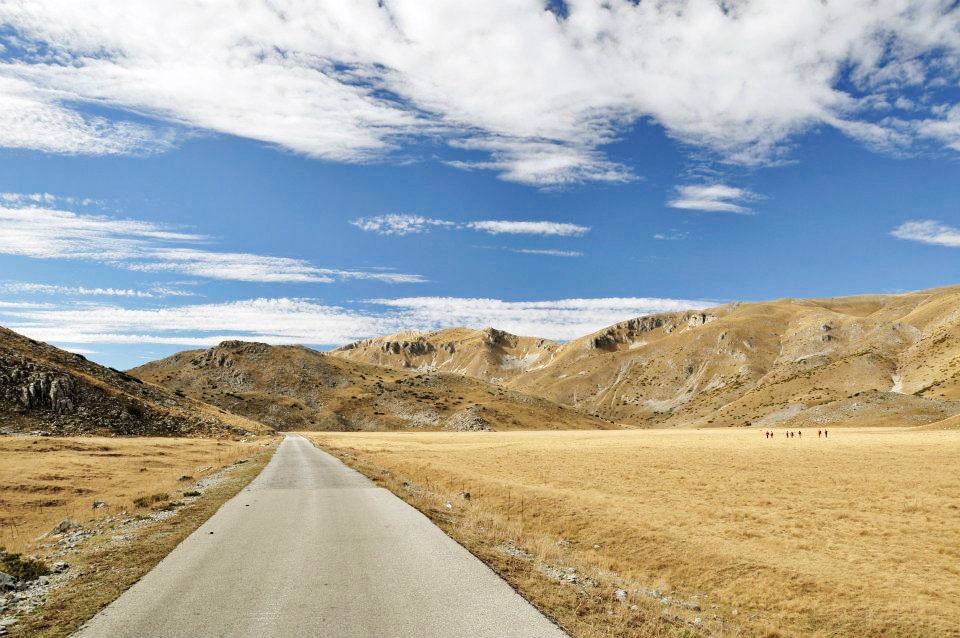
0 327 269 437
334 327 561 384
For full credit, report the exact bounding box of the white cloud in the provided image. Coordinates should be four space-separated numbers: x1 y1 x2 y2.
349 214 454 236
62 347 97 355
0 295 712 347
0 76 173 155
0 301 55 309
653 231 689 241
0 282 195 298
0 197 423 284
511 248 583 257
446 138 633 186
668 184 758 214
1 2 959 184
352 214 590 237
466 220 590 236
914 104 960 151
891 219 960 247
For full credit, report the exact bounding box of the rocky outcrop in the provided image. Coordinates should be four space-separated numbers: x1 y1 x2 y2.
589 312 717 350
5 367 77 413
445 406 492 432
0 327 263 437
481 328 516 349
382 338 435 356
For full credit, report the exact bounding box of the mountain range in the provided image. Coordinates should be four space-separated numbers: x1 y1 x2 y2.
3 285 960 435
332 286 960 429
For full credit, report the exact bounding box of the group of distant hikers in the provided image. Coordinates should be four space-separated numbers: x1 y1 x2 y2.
763 429 828 439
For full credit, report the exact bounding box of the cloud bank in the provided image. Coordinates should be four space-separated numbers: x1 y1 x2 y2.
1 1 959 184
0 295 712 347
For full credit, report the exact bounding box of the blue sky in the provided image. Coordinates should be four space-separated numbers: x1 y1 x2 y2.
1 1 959 369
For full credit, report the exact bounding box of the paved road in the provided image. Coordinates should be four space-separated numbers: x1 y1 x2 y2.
75 435 566 638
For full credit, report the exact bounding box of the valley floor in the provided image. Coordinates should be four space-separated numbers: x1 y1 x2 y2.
308 427 960 638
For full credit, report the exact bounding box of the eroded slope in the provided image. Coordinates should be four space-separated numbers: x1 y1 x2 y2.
0 326 268 436
131 340 610 432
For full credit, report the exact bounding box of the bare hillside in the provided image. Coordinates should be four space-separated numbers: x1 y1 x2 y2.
335 327 561 383
330 286 960 428
130 340 610 432
0 326 269 436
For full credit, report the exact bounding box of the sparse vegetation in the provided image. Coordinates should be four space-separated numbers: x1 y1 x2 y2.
132 493 170 508
0 550 50 581
7 443 277 638
0 436 269 554
309 428 960 638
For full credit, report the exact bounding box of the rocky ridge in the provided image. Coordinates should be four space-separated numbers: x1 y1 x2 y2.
0 327 269 437
331 287 960 428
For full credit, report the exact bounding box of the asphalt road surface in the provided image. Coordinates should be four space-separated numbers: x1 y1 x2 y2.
74 434 567 638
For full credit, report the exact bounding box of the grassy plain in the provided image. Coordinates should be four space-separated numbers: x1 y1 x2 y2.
0 436 267 554
309 428 960 638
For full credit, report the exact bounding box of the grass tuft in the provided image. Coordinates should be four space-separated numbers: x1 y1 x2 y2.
0 550 51 581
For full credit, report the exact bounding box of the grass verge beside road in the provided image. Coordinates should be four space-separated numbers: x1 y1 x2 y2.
2 437 277 637
307 428 960 638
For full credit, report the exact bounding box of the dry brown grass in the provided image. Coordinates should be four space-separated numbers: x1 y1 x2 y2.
0 436 269 554
8 442 276 638
308 428 960 638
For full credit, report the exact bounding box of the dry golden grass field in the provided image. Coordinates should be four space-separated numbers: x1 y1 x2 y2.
309 428 960 638
0 436 267 554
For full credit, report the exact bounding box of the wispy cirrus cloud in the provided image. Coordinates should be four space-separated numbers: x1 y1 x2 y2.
0 281 196 298
351 213 589 237
510 248 582 257
653 230 688 241
2 2 959 185
891 219 960 247
668 184 759 214
0 197 423 284
0 76 175 156
465 220 589 236
349 214 455 236
0 295 711 348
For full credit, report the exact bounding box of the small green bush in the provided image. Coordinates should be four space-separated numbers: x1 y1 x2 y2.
133 492 170 508
0 551 51 581
183 490 201 497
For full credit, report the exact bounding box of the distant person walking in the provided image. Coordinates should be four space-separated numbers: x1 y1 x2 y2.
818 429 822 438
824 429 828 438
798 431 802 438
